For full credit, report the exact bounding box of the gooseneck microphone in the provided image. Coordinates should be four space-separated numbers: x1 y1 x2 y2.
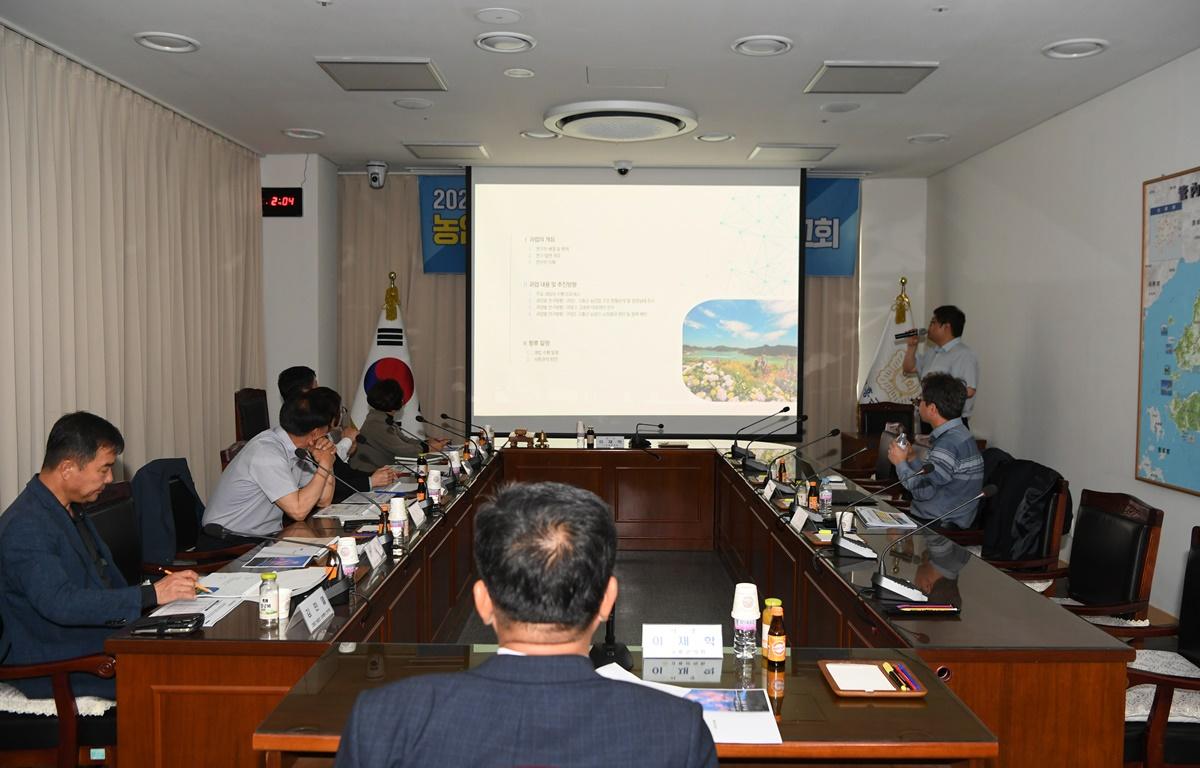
871 484 997 602
752 426 840 476
630 422 664 450
731 406 790 460
440 412 488 439
829 465 933 559
741 415 810 472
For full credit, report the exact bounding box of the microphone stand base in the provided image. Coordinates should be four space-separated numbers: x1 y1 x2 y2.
628 435 651 450
871 572 928 602
324 578 353 606
589 642 634 671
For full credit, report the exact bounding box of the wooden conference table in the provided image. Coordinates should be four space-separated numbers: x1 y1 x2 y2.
107 445 1132 767
253 645 997 766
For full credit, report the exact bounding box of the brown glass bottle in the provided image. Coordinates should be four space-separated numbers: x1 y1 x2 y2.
766 605 787 670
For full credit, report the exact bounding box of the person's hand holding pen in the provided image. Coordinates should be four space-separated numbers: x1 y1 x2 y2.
155 568 203 604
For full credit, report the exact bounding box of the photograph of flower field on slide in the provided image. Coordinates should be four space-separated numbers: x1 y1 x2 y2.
682 300 798 402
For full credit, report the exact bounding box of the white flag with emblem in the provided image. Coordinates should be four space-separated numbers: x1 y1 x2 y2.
350 275 425 439
860 278 922 404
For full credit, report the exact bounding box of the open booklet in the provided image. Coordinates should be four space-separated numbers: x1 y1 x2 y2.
595 663 782 745
855 507 917 529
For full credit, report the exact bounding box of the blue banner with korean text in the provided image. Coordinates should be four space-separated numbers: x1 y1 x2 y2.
805 178 860 277
419 176 468 273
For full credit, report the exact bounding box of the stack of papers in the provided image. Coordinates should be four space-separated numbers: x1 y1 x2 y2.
314 502 382 522
151 598 240 627
596 664 782 745
855 508 917 529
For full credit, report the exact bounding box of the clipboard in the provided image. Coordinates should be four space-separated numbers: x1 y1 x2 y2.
818 660 928 698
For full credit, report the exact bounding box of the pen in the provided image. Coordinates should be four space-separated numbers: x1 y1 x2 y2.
892 662 919 691
162 568 213 594
881 662 908 691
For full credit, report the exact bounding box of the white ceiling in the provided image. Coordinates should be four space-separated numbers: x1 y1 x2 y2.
2 0 1199 177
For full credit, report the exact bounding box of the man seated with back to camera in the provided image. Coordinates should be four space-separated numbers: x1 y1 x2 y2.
0 412 198 699
277 365 397 501
200 389 337 546
888 372 984 529
334 481 717 768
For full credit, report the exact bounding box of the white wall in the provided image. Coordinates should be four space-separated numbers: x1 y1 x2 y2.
927 47 1200 611
858 178 929 390
261 154 340 419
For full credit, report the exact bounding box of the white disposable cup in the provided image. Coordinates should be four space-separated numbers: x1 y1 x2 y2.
277 587 293 622
731 582 760 621
337 536 360 566
428 469 443 492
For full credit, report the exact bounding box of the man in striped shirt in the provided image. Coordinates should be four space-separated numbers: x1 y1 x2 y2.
888 373 984 528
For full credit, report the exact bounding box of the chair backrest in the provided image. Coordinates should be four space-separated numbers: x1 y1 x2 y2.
980 460 1068 560
80 481 141 587
858 402 915 437
234 388 269 441
132 457 206 564
220 440 246 470
1178 527 1200 663
1067 490 1163 612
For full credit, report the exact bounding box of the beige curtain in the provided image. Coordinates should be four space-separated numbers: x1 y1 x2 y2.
803 275 860 462
337 175 467 430
336 175 858 450
0 25 264 506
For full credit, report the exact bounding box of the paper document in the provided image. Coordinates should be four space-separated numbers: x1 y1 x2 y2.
314 503 380 522
197 572 261 600
594 664 782 744
275 567 328 595
152 598 240 627
259 539 333 558
855 508 917 529
243 554 312 571
825 662 894 693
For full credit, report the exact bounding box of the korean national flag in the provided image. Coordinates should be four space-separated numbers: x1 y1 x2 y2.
350 307 426 440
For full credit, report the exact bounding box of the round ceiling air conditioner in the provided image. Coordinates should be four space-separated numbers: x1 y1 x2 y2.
543 100 698 142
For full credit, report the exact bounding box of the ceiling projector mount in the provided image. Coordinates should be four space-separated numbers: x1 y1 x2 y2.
543 100 698 142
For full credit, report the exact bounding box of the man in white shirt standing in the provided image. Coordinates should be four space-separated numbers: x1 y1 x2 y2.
903 305 979 427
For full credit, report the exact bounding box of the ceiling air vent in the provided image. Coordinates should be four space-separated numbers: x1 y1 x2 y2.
543 101 697 142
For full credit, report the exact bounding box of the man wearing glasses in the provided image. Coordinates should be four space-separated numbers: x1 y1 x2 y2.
888 373 984 529
902 305 978 428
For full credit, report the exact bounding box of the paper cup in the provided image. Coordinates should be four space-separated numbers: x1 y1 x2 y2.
337 536 360 567
277 586 293 622
731 582 760 621
428 469 443 492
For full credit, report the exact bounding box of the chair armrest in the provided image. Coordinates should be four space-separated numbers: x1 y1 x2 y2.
1128 666 1200 767
986 556 1061 571
1008 566 1070 582
0 653 116 682
1065 600 1149 617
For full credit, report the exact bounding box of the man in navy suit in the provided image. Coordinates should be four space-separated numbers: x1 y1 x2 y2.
0 412 199 698
335 482 718 768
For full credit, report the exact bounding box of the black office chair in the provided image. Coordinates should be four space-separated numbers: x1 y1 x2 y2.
1014 490 1163 622
0 615 117 768
1120 526 1200 768
78 482 141 588
234 387 269 441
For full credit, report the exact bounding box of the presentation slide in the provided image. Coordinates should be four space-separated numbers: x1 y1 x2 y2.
471 168 804 437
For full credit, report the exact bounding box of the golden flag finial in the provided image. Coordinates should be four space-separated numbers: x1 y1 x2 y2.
893 275 911 324
385 271 399 321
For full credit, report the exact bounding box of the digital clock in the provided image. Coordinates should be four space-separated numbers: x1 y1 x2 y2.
261 187 303 217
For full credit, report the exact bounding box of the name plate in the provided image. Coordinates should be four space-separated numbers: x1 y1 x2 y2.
641 624 723 658
297 588 334 634
596 435 624 449
642 657 724 683
363 536 386 569
790 510 807 532
408 503 427 529
760 479 777 500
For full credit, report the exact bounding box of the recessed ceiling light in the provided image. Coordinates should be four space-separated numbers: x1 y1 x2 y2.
907 133 950 144
282 128 325 140
476 32 536 53
504 67 536 78
520 130 559 140
476 7 522 24
731 35 793 57
394 97 434 110
1042 38 1109 59
696 133 735 143
134 32 200 53
820 102 862 114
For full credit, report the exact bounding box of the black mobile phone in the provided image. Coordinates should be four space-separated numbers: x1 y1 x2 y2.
130 613 204 636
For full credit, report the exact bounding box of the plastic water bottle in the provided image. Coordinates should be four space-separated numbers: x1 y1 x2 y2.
258 572 279 629
733 618 757 660
577 420 586 448
818 476 833 518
